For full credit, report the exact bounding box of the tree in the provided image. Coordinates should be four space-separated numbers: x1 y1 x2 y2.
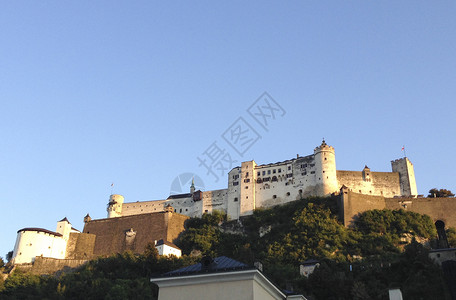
428 188 455 198
5 251 13 263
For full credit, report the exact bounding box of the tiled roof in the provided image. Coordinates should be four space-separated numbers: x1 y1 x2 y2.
155 239 181 249
59 217 71 223
163 256 249 276
17 228 63 237
167 193 192 199
301 258 320 265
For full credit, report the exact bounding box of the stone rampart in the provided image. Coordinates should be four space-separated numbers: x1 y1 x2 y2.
15 257 88 275
339 189 456 228
385 197 456 228
83 211 188 256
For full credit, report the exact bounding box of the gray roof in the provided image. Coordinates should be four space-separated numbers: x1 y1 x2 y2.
163 256 249 276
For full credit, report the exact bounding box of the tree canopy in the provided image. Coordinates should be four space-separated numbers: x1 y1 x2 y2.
428 188 455 198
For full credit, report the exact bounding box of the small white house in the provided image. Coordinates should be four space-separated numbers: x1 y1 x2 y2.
155 239 182 257
299 259 320 278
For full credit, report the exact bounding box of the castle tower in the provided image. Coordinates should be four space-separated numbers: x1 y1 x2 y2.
391 157 417 197
362 165 371 182
239 160 256 216
107 194 124 218
190 177 195 194
56 217 72 240
313 140 338 196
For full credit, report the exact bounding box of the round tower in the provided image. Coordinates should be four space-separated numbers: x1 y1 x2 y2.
313 140 338 196
107 194 124 218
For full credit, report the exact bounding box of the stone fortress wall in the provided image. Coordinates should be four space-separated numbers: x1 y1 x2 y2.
339 188 456 228
109 140 416 221
14 140 441 275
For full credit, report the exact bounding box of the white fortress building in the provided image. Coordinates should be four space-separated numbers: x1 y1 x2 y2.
107 140 417 221
11 218 79 264
10 141 418 268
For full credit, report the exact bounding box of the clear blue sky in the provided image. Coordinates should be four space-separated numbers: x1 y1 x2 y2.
1 1 455 259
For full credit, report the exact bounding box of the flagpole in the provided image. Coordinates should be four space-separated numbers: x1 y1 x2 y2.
403 146 406 158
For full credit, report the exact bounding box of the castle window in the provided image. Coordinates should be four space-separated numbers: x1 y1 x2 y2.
278 169 281 173
310 171 315 174
244 179 250 183
325 158 327 160
268 170 271 175
245 186 248 189
302 172 306 176
234 197 238 202
288 166 291 170
262 171 266 175
263 177 270 182
273 195 277 199
287 192 290 196
257 172 260 176
272 176 278 182
273 169 276 174
286 173 293 178
233 181 239 186
245 172 249 177
257 178 263 183
180 209 182 213
246 196 248 199
359 190 361 193
323 171 325 173
205 210 208 213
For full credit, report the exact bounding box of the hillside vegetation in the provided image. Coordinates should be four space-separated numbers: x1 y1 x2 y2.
0 197 452 299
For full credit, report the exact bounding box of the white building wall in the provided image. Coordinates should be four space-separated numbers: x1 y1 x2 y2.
103 142 410 221
227 167 242 220
240 161 256 216
12 230 67 264
122 200 167 216
156 244 182 257
314 142 338 196
107 194 124 218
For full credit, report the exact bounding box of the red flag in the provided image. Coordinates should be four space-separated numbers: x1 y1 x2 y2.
401 146 405 151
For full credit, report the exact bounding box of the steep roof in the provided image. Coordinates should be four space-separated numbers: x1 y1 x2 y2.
155 239 180 249
58 217 71 223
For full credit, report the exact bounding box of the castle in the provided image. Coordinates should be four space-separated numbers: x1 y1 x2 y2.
107 140 417 221
10 140 422 269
